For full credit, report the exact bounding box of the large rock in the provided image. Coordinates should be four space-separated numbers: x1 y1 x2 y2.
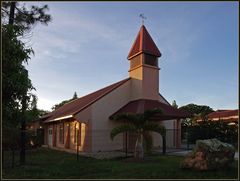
180 138 235 171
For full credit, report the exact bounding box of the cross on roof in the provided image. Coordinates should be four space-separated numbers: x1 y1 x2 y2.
139 14 147 25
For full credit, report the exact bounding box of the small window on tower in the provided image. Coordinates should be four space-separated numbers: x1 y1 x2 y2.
144 54 158 67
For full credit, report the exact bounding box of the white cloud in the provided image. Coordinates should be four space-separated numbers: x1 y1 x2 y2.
22 3 237 111
37 97 57 111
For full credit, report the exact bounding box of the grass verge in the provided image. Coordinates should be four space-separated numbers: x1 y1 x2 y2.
2 147 238 179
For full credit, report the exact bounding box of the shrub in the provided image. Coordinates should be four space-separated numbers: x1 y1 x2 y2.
185 120 238 146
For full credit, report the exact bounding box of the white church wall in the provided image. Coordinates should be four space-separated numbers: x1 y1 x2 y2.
91 80 131 152
161 119 175 148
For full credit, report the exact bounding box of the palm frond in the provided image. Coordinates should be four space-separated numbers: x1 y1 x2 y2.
143 122 166 137
144 108 162 120
110 113 138 122
110 124 137 140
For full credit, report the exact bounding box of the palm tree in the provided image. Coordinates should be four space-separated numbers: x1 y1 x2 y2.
110 108 166 159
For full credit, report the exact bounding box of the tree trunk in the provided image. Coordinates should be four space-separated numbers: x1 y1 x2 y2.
134 133 144 159
20 96 26 164
9 2 16 25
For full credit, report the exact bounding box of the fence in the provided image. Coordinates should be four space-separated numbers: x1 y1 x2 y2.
2 128 44 168
2 125 238 168
181 126 238 149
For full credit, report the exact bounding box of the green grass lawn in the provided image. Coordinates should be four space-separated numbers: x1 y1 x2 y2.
2 147 239 179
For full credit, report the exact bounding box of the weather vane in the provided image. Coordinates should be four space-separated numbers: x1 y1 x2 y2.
139 13 147 25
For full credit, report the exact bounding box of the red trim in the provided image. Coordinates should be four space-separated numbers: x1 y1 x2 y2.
128 64 160 72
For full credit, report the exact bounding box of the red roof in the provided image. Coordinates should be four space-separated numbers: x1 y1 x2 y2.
110 99 190 120
208 109 238 119
127 25 161 59
43 78 130 122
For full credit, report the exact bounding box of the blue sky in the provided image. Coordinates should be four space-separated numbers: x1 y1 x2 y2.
24 2 238 111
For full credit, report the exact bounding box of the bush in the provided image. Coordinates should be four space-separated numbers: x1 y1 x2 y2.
185 120 238 146
2 127 21 151
26 129 44 149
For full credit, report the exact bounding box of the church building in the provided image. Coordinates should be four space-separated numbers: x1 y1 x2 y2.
40 25 189 153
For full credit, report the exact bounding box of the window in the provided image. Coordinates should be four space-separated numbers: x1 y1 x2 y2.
144 54 158 67
59 123 64 144
74 123 82 145
74 123 78 143
48 128 52 135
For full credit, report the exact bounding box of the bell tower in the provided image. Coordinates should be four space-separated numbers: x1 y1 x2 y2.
128 25 161 100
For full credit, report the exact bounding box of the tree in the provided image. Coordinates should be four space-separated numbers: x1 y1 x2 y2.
172 100 178 108
73 91 78 99
2 2 52 127
25 95 50 123
179 103 214 143
110 108 166 159
2 2 51 32
52 92 78 110
179 104 214 126
2 2 52 164
179 104 214 116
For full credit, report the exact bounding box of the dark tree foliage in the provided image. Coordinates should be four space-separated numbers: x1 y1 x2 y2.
2 24 34 128
179 103 214 116
2 2 51 31
2 2 51 153
179 104 214 140
25 96 50 122
52 92 78 110
2 2 52 126
187 120 238 147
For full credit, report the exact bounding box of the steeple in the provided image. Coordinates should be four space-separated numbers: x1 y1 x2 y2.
128 25 161 100
128 25 161 60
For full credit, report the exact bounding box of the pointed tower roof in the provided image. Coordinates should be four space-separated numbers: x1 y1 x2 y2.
127 25 161 60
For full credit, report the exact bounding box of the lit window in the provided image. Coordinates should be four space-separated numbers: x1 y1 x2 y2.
74 123 82 146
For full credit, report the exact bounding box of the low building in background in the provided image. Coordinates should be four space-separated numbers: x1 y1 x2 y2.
207 109 238 125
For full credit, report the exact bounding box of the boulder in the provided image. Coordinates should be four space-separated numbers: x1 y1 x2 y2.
180 138 235 171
